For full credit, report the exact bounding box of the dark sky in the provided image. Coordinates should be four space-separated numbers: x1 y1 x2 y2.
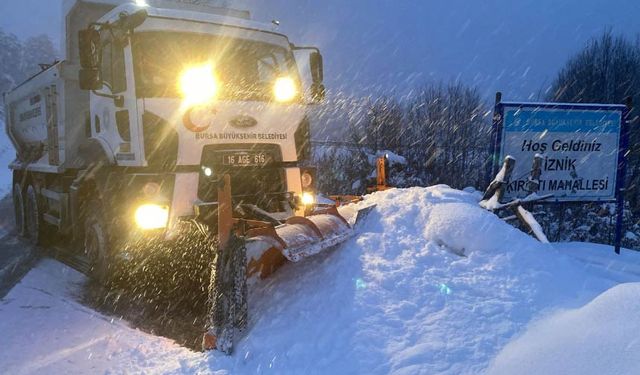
1 0 638 101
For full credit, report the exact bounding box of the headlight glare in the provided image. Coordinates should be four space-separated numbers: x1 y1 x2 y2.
134 204 169 230
179 64 218 105
301 192 315 206
273 76 297 102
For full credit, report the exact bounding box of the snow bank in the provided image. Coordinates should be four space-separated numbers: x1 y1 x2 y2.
186 186 615 374
1 186 635 374
487 282 640 375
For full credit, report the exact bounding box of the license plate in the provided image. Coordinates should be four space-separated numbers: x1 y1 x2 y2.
222 152 271 166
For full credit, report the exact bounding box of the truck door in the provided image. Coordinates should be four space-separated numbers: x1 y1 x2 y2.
90 35 142 166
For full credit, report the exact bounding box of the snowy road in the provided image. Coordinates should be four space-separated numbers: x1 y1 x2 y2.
0 235 38 298
0 259 204 375
1 186 639 374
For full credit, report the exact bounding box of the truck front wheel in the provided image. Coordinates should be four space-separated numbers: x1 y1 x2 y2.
84 201 111 283
25 185 47 245
13 183 26 237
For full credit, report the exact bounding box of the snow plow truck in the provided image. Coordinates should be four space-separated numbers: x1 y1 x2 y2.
4 0 371 353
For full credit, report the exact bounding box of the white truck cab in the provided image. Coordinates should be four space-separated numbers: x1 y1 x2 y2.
5 0 325 273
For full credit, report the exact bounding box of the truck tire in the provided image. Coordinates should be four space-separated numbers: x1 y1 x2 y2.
13 183 26 237
83 201 111 283
25 185 47 245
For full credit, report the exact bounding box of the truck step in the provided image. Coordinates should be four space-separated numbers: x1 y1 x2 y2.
41 188 65 201
43 213 61 227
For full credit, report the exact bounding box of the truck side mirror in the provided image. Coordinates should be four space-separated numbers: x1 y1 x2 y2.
123 9 148 31
79 29 100 69
309 52 325 102
310 52 324 83
79 69 102 90
112 9 149 45
78 28 102 91
311 82 326 102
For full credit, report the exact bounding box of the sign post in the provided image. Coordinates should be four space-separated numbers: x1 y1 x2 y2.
492 95 630 253
613 98 632 253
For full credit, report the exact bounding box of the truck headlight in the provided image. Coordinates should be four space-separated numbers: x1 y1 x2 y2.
134 204 169 230
274 76 297 102
179 64 218 105
301 192 315 206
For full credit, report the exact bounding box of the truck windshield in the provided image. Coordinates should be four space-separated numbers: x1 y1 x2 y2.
132 31 299 101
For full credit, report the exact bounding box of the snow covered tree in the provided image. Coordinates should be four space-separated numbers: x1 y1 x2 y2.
539 31 640 247
548 31 640 213
314 82 491 195
21 34 58 78
549 31 639 105
0 29 23 94
357 97 406 153
405 82 491 188
0 29 58 94
314 146 371 195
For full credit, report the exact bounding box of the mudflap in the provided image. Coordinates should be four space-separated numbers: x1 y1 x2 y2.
203 231 248 354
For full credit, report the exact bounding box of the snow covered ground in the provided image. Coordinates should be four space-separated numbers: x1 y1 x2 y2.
1 186 639 374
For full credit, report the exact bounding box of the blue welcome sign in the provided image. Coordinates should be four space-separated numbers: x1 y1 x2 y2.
491 98 631 253
495 102 627 202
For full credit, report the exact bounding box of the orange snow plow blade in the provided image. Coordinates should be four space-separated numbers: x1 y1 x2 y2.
213 174 374 280
246 206 361 279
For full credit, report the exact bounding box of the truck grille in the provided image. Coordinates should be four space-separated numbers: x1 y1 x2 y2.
198 144 288 210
